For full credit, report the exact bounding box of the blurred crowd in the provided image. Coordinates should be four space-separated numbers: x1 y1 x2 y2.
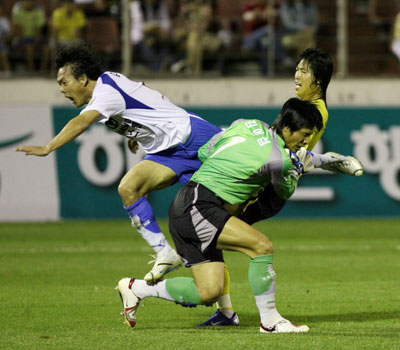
0 0 400 78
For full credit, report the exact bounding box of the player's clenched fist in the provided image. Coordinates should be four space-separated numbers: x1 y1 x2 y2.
15 145 50 156
128 139 139 154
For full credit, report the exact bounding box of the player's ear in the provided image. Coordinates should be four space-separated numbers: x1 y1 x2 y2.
79 74 89 87
283 126 291 133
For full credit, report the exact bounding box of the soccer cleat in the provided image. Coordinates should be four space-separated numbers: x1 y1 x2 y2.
144 249 182 285
116 278 141 328
197 310 240 327
260 319 309 333
321 152 364 176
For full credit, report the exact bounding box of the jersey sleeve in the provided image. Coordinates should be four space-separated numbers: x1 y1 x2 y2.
197 129 225 163
80 83 125 119
265 159 298 201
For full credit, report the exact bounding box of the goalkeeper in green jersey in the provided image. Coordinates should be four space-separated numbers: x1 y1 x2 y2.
199 47 363 327
116 97 323 333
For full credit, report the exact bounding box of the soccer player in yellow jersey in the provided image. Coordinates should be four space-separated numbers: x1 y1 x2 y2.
294 48 331 151
198 47 334 326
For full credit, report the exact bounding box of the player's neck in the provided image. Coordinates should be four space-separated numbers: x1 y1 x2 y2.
85 80 97 101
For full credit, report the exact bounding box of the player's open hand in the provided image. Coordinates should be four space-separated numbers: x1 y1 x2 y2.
15 145 50 156
127 139 139 154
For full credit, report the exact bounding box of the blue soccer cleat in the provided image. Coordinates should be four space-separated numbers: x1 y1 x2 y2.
197 310 240 327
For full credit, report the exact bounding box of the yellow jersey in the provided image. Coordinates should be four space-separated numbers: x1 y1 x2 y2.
307 98 329 151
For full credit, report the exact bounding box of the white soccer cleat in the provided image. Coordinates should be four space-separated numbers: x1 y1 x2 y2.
260 319 310 333
116 278 141 328
144 249 182 284
321 152 364 177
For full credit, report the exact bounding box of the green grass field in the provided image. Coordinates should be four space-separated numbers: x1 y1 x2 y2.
1 219 399 350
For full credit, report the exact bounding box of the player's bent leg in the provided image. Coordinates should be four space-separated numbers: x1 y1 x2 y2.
119 160 178 206
249 254 309 333
116 263 224 327
119 160 182 283
191 262 225 304
198 217 273 327
197 264 240 327
307 150 364 176
217 217 309 333
217 217 274 257
116 277 182 328
320 152 364 176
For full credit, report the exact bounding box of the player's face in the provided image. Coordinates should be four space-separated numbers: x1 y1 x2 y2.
57 65 90 107
294 59 321 101
282 127 314 152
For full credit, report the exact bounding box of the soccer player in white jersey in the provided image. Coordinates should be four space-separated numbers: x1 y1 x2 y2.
15 43 222 283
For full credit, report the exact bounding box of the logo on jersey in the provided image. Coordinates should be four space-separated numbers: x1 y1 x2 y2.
105 116 143 136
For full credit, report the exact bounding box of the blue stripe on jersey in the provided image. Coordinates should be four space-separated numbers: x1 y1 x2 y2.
100 73 154 110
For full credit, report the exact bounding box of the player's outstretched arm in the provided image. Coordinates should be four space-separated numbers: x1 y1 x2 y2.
16 110 100 156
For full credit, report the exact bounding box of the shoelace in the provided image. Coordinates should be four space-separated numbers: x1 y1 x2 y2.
147 254 157 265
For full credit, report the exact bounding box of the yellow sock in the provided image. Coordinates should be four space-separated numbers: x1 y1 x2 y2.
216 264 234 317
222 263 231 295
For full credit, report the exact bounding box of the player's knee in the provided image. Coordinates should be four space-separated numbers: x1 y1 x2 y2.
198 285 223 304
118 179 142 204
253 237 274 256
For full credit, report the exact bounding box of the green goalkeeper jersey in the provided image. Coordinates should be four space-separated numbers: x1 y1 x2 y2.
191 119 298 205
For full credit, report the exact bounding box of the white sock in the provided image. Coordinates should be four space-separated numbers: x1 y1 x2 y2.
132 279 174 301
217 294 234 318
159 242 176 257
255 279 284 327
132 216 168 254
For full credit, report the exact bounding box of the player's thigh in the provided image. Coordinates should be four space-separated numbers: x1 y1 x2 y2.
191 262 225 302
217 216 273 257
119 160 178 195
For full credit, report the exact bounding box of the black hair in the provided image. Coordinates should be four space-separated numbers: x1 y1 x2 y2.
55 43 103 81
296 47 333 102
272 98 323 137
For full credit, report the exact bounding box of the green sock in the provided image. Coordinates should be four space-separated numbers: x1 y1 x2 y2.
166 277 203 305
248 254 282 326
248 254 275 296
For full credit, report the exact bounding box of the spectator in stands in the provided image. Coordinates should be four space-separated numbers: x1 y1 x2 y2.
130 0 172 72
11 0 48 73
0 5 12 76
280 0 319 61
184 0 223 76
390 4 400 63
241 0 284 75
51 0 87 46
368 0 399 40
217 19 237 51
170 0 223 76
74 0 109 17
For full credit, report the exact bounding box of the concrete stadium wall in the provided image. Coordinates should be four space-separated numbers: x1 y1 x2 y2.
1 78 400 106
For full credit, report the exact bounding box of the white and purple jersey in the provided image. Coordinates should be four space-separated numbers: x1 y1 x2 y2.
80 71 192 154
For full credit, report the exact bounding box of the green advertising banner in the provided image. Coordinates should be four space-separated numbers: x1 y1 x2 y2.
53 106 400 219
